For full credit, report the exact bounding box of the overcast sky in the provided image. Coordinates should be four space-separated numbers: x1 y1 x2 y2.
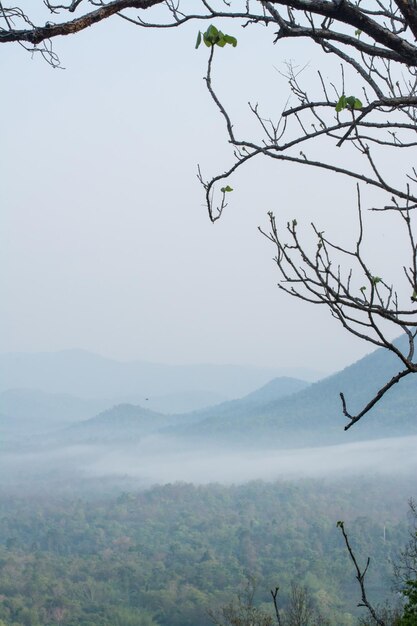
0 4 407 374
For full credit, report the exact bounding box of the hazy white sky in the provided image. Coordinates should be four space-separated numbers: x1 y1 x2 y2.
0 4 407 373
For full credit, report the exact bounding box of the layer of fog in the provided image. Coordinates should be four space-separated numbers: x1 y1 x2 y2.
85 435 417 484
2 435 416 490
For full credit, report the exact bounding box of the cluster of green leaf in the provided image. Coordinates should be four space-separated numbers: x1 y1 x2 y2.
335 95 363 113
0 477 412 626
195 25 237 50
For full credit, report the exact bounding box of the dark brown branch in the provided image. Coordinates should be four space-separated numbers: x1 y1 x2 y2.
266 0 417 65
273 20 407 64
394 0 417 41
337 521 386 626
257 151 417 205
270 587 283 626
118 7 274 29
0 0 164 45
341 367 413 430
44 0 84 12
257 196 417 428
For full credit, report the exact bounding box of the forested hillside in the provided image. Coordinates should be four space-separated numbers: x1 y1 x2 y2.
59 376 309 446
0 477 413 626
167 339 417 446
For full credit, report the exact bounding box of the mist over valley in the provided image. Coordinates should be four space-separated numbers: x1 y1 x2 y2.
1 341 416 491
0 344 416 626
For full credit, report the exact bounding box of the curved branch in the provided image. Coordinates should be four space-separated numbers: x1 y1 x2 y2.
258 151 417 205
265 0 417 65
341 368 413 430
274 21 406 64
0 0 164 45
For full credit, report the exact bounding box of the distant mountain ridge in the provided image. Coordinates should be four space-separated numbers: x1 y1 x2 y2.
0 388 108 424
167 338 417 446
0 389 111 444
64 404 169 443
3 342 416 451
168 376 310 425
59 376 309 444
143 390 228 414
0 349 322 400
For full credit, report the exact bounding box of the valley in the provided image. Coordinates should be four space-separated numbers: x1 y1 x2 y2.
0 344 416 625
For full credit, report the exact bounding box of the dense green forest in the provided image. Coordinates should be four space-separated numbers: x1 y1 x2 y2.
0 476 414 626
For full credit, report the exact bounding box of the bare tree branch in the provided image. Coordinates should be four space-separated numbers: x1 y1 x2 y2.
337 521 386 626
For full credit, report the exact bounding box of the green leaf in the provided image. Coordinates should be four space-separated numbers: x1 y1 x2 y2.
221 185 233 193
360 286 367 292
345 96 362 110
223 34 237 47
336 521 344 528
203 33 213 47
216 33 227 47
371 276 382 285
335 95 346 113
198 24 238 49
292 219 297 227
411 290 417 302
355 29 362 37
206 24 219 40
195 31 202 49
336 95 362 112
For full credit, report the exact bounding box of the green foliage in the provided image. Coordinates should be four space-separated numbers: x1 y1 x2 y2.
400 580 417 625
335 95 363 113
208 578 274 626
221 185 233 193
195 25 237 49
109 607 159 626
0 478 411 626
